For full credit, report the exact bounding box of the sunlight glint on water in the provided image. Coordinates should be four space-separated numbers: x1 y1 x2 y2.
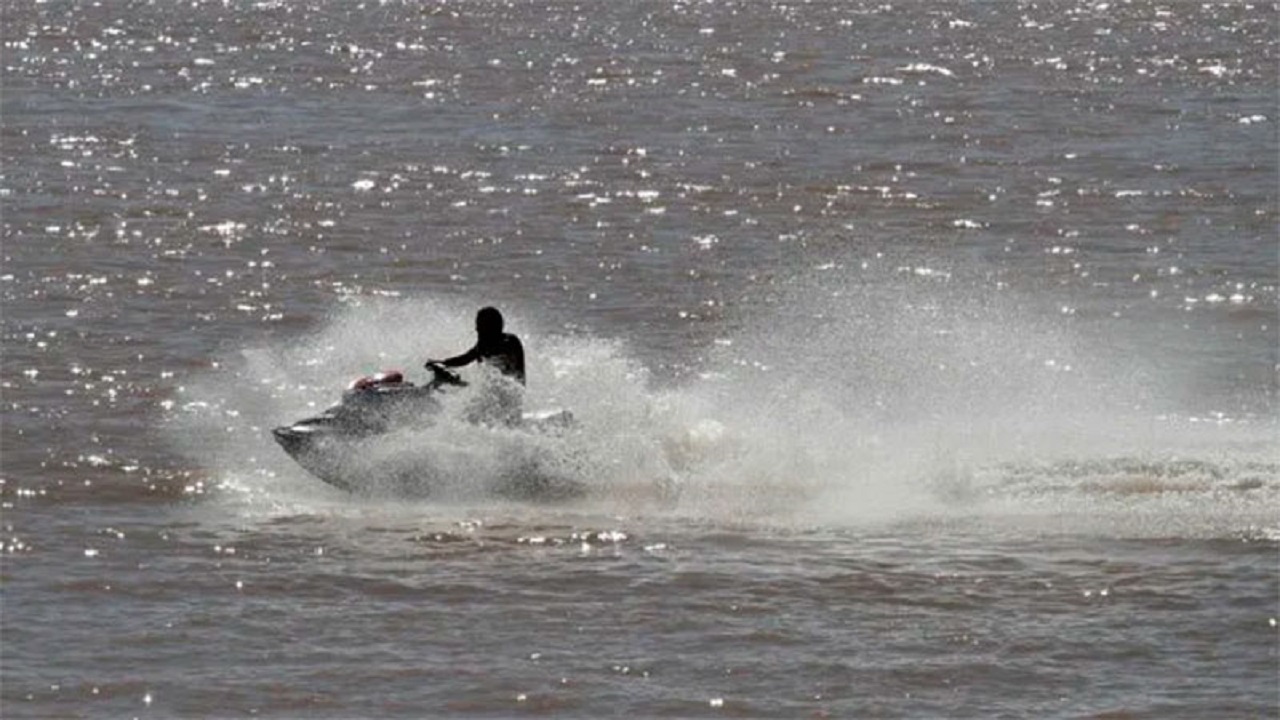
1 1 1276 717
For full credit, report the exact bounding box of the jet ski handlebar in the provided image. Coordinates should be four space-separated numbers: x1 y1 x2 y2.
424 361 466 388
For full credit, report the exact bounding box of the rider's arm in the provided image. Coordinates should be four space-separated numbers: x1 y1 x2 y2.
437 344 480 368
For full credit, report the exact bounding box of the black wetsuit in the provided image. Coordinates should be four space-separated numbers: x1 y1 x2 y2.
440 332 526 385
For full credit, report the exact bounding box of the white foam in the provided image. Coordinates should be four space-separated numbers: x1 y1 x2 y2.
169 279 1278 536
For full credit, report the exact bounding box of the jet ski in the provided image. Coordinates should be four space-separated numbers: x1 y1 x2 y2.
271 363 580 499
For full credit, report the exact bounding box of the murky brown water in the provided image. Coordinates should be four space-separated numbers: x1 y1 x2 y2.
3 1 1277 717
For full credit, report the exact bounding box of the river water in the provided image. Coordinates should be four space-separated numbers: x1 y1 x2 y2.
2 1 1277 717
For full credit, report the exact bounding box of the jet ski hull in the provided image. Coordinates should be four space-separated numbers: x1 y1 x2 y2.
272 423 364 492
270 372 581 499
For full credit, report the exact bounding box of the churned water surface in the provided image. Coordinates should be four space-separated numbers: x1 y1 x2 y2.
2 1 1277 717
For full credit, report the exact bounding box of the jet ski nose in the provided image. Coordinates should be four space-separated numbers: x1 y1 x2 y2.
272 425 309 455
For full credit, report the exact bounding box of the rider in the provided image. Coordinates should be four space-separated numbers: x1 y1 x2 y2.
426 306 525 424
428 306 526 384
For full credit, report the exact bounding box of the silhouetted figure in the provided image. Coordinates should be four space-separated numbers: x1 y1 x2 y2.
427 306 525 424
429 306 525 384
